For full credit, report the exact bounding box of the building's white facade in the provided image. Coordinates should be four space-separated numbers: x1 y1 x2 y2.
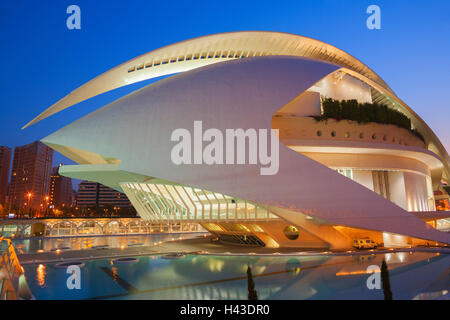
26 32 450 249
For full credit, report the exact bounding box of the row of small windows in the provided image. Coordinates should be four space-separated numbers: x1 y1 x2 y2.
127 50 270 73
316 130 409 145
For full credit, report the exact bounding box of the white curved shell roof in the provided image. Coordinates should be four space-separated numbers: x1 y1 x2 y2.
24 31 394 128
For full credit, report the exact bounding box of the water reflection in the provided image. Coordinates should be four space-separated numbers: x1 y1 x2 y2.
14 233 207 253
23 252 450 300
36 264 47 288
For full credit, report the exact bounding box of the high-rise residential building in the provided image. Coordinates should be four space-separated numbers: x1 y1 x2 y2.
8 141 53 213
49 164 73 208
0 146 12 205
77 181 131 208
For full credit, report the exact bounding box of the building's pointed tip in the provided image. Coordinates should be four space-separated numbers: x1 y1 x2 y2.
22 117 39 129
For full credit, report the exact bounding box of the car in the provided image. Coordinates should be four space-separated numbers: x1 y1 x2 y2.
353 238 377 249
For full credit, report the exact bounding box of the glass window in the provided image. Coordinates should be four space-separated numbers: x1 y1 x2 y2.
336 169 353 180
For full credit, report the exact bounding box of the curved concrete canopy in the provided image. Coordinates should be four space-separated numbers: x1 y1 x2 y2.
24 31 395 129
24 31 449 182
41 56 450 244
286 139 444 182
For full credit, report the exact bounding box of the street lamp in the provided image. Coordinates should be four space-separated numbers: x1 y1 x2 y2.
44 196 49 217
26 192 32 218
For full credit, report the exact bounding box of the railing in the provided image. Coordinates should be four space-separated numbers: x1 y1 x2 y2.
0 218 203 239
0 237 32 300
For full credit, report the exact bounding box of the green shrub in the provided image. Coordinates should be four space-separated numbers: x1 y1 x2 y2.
312 98 424 143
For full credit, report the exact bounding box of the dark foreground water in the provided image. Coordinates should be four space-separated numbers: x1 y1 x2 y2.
23 251 449 300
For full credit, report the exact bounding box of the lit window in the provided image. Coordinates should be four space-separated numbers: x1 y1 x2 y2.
336 169 353 180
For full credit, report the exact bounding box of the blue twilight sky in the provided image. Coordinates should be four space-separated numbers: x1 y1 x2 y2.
0 0 449 184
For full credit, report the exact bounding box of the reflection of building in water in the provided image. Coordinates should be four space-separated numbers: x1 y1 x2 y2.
23 251 449 300
99 252 449 300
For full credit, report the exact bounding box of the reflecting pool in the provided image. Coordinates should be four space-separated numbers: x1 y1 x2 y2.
23 251 450 300
12 233 207 253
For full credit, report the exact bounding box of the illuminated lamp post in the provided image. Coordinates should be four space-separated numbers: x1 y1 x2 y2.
45 196 49 217
26 192 32 218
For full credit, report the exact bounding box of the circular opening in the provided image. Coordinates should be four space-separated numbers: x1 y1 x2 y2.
345 132 350 138
359 133 364 139
331 131 336 137
372 134 377 140
54 261 85 268
284 226 299 240
286 258 301 275
316 130 322 137
113 257 139 264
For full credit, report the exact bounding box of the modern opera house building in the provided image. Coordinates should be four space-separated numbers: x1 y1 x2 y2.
25 32 450 249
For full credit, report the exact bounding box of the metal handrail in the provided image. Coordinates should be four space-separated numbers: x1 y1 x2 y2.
0 237 32 300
